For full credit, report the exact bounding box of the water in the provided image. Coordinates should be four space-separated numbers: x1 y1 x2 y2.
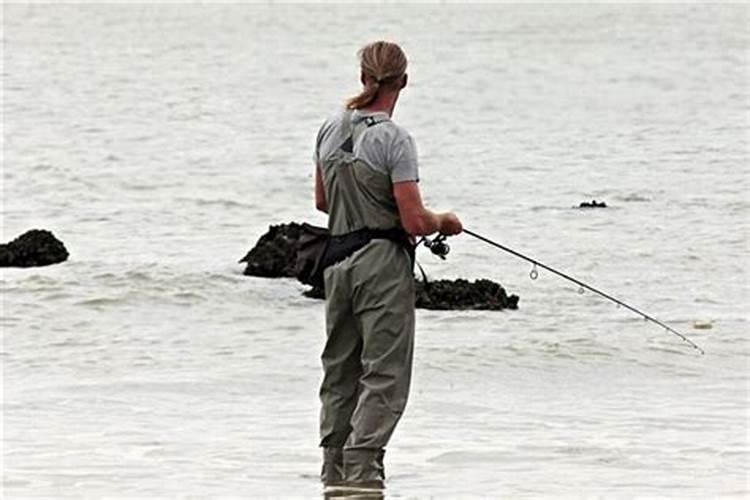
2 3 748 498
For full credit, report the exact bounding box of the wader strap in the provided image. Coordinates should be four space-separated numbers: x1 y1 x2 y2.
339 110 355 153
415 261 429 290
340 113 389 153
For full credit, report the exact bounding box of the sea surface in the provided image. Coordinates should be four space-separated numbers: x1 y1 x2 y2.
2 3 748 499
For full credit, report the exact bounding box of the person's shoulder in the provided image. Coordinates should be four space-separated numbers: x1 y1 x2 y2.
316 108 348 140
324 108 352 126
317 111 334 129
367 115 406 138
380 119 415 148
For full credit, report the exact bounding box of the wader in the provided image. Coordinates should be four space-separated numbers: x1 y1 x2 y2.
318 112 415 486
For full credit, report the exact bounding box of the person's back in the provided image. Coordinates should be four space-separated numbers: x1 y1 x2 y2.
315 108 415 235
313 41 462 495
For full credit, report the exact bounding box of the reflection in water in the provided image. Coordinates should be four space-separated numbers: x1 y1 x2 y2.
323 487 384 500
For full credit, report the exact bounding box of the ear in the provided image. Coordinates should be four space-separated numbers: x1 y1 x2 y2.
400 73 408 89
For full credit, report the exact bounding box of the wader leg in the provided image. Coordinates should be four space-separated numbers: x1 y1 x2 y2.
344 248 415 482
320 447 344 485
319 268 362 450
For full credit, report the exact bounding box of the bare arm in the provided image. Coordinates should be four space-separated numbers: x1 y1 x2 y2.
393 181 462 236
315 164 328 213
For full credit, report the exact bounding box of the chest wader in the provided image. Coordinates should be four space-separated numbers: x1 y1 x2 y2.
318 112 416 488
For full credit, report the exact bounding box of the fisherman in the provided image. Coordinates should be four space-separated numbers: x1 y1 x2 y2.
313 41 463 492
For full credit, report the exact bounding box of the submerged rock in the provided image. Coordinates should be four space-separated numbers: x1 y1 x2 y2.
0 229 69 267
579 200 607 208
242 223 519 311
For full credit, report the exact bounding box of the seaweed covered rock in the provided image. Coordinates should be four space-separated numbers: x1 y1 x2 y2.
239 223 303 277
304 278 518 311
415 278 518 310
240 223 520 311
0 229 69 267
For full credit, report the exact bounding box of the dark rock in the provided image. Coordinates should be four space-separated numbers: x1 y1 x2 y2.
579 200 607 208
240 223 519 311
303 286 325 300
301 278 518 311
239 223 304 277
415 278 519 310
0 229 69 267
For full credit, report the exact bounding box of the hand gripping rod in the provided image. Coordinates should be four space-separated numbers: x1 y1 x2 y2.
462 228 705 355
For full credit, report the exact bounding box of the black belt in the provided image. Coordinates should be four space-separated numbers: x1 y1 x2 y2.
322 227 415 272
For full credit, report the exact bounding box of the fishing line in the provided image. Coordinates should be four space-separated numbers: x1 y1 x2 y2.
442 228 705 354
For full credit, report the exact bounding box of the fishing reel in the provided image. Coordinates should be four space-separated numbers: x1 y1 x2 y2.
421 233 450 260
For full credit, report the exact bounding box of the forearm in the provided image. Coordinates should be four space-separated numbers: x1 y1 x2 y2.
394 181 459 236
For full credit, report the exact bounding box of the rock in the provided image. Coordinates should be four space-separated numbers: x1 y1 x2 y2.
692 321 713 330
0 229 69 267
415 278 519 310
241 223 519 311
239 223 303 277
303 286 325 300
302 278 518 310
579 200 607 208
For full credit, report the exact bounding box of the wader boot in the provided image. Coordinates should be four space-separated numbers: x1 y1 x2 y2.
321 447 344 486
323 449 385 497
318 111 415 488
342 448 385 489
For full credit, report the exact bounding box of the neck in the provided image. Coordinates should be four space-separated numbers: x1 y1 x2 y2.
362 91 399 117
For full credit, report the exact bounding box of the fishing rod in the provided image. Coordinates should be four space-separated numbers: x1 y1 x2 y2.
421 229 705 355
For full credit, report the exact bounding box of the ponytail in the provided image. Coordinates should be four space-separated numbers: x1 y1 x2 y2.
345 41 407 110
346 80 381 110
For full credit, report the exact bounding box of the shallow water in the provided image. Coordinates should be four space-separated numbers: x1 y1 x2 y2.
2 3 749 498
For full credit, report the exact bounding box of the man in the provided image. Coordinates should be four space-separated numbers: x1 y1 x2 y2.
313 40 463 493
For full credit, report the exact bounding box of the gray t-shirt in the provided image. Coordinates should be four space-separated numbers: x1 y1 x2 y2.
313 109 419 183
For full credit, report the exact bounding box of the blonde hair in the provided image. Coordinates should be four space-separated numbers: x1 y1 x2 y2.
346 41 408 110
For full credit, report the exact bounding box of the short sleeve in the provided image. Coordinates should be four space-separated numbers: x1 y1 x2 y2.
313 123 324 164
389 134 419 183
